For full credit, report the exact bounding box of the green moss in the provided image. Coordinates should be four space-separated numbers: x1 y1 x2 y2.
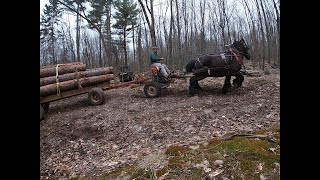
165 145 189 156
130 168 153 179
189 167 203 179
92 127 280 180
98 165 136 179
155 167 169 178
220 138 278 159
207 138 223 147
168 156 184 169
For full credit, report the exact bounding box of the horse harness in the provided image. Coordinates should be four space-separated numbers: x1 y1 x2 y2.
194 48 244 75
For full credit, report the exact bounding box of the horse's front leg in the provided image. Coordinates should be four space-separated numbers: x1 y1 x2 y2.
222 75 232 94
233 74 244 88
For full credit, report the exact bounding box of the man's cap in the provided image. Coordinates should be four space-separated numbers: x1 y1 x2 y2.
151 46 158 49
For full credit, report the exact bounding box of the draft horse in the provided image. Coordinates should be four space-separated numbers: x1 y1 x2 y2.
186 38 251 96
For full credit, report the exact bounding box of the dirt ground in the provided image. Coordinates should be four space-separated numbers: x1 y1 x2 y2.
40 60 280 179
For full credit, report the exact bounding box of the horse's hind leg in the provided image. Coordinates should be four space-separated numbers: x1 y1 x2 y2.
222 75 232 94
195 81 203 91
233 74 244 88
189 75 206 96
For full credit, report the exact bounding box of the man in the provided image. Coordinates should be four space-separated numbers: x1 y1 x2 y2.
149 46 171 78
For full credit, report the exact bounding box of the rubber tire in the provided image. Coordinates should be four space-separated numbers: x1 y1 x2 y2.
88 87 106 105
40 104 45 121
144 81 161 98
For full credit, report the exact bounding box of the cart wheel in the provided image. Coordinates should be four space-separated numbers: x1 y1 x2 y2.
41 102 50 112
144 81 161 98
88 87 106 105
40 104 45 121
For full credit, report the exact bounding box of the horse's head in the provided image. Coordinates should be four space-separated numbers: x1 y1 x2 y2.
186 59 197 72
231 38 251 60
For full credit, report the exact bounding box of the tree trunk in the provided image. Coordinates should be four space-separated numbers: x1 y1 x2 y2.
175 0 182 70
40 67 113 86
255 0 266 70
40 74 114 97
168 0 173 68
242 0 258 68
123 27 128 66
99 33 102 67
272 0 280 67
200 0 206 53
183 0 189 61
259 0 271 64
222 0 232 44
50 23 57 64
105 6 113 66
137 20 143 72
132 23 136 70
218 0 226 46
76 2 81 62
67 14 76 61
137 0 156 46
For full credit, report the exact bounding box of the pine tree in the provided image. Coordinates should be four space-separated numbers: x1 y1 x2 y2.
62 0 87 62
113 0 139 66
87 0 108 67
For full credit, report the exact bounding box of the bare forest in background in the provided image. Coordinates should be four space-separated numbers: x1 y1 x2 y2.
40 0 280 72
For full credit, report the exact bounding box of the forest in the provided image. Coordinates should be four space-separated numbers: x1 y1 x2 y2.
40 0 280 72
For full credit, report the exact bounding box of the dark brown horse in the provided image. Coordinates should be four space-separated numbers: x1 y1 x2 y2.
186 39 251 96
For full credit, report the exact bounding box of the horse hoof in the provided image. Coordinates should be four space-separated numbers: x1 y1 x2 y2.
196 88 203 92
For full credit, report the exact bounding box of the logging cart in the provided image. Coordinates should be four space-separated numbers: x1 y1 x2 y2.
40 78 148 120
40 63 149 120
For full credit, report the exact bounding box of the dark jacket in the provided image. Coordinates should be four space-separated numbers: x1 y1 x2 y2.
150 52 161 65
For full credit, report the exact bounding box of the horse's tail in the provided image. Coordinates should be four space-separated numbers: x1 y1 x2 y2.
186 59 196 72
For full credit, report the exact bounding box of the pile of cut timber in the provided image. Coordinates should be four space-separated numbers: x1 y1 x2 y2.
40 62 114 97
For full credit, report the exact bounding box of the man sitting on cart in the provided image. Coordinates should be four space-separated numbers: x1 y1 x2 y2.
149 46 171 78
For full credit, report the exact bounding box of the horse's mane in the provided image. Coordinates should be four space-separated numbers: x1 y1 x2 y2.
186 59 197 72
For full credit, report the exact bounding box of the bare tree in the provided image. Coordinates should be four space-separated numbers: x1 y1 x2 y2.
175 0 182 69
137 17 143 72
137 0 157 46
254 0 266 70
168 0 174 68
199 0 206 53
41 0 280 71
259 0 271 64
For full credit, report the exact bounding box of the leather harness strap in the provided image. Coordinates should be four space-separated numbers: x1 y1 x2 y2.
229 48 242 65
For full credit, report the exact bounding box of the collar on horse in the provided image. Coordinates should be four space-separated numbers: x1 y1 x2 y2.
229 48 242 65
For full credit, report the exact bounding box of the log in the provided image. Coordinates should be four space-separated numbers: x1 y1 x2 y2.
40 62 84 69
40 74 114 97
40 63 87 78
40 67 114 86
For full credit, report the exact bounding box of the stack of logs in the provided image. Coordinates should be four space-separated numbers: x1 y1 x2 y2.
40 62 114 97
